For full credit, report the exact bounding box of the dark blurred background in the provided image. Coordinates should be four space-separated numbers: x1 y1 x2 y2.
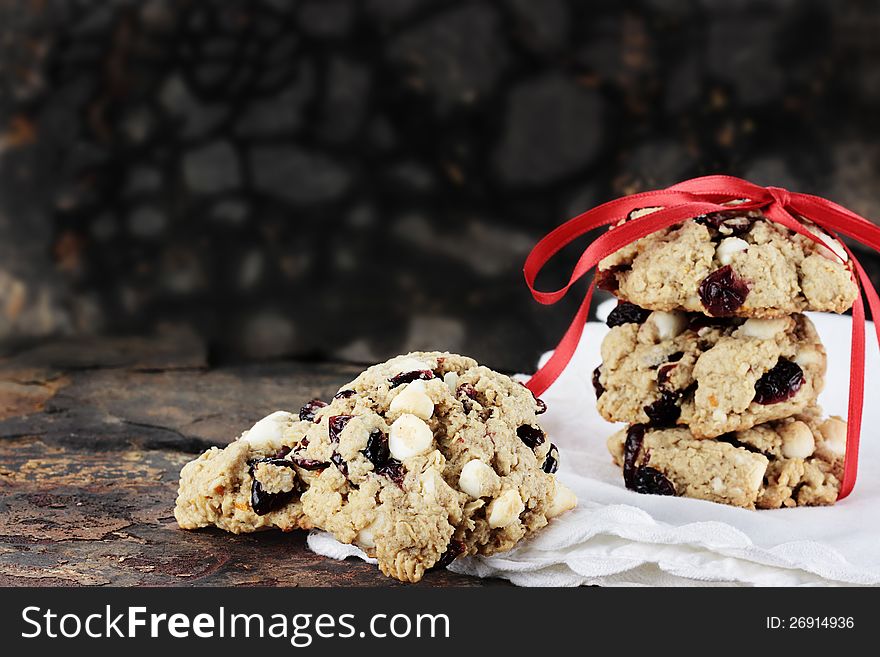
1 0 879 373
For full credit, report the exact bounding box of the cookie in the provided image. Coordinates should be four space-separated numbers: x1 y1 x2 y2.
174 352 577 583
594 307 826 438
296 352 576 582
174 411 314 534
606 410 845 509
597 209 857 317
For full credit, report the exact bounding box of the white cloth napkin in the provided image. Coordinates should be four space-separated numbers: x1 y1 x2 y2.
309 300 880 586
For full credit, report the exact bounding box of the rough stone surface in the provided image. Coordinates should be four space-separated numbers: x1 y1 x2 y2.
250 146 350 204
493 74 603 185
386 4 507 111
1 0 880 375
183 142 241 194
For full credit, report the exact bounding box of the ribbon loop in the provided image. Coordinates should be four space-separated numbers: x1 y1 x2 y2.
524 175 880 502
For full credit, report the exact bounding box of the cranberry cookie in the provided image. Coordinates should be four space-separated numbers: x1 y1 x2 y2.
295 352 575 582
174 411 314 534
175 352 577 583
606 410 845 509
597 209 857 318
594 305 826 438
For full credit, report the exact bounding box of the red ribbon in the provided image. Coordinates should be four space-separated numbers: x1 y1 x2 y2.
524 175 880 500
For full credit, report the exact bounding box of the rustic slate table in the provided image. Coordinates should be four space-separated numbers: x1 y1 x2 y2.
0 334 490 586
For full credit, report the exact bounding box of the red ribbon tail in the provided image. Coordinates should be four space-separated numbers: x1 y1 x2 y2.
839 255 880 499
525 279 595 397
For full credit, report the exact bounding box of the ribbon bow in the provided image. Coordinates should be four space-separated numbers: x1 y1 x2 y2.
524 175 880 500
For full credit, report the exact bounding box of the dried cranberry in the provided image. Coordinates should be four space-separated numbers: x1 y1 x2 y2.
753 359 804 405
643 390 682 427
656 353 683 392
250 486 296 516
592 366 605 398
516 425 546 449
431 539 467 571
457 383 478 399
328 415 353 442
388 370 435 388
376 459 405 487
248 458 300 515
632 466 676 496
542 444 559 474
694 211 755 236
606 302 652 328
457 383 479 413
656 364 676 391
330 452 348 476
698 265 750 316
595 268 619 292
273 445 292 459
299 399 328 422
334 389 356 399
596 265 630 292
251 457 295 468
362 429 390 467
535 398 547 414
623 424 646 488
292 457 329 470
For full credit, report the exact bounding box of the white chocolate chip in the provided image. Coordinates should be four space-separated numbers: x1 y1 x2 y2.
739 318 788 340
747 462 767 493
240 411 294 448
487 489 525 528
443 371 459 393
356 526 375 549
818 417 847 456
806 224 848 262
546 481 578 518
650 310 687 340
458 459 501 499
711 477 724 494
715 237 749 265
794 348 823 369
389 379 434 419
390 356 431 376
356 515 382 549
780 421 815 459
389 413 434 460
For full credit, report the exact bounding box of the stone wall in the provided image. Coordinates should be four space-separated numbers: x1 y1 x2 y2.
1 0 879 371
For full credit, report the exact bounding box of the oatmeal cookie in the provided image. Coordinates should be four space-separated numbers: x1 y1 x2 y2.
606 410 845 509
594 306 825 437
174 411 314 534
174 352 577 583
295 352 576 582
597 209 857 317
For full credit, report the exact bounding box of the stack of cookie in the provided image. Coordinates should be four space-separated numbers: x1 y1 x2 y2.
592 208 856 509
174 351 577 582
